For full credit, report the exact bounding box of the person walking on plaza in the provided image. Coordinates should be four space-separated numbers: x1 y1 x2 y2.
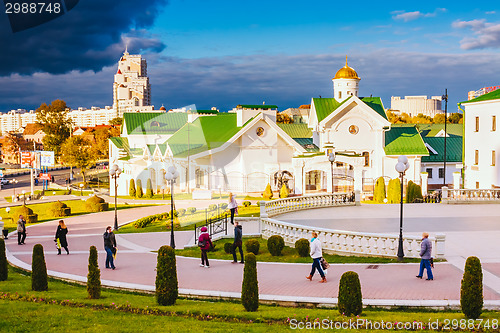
55 220 69 255
306 232 326 283
232 221 244 264
103 226 117 270
416 232 433 281
228 192 238 225
17 215 26 245
198 226 213 268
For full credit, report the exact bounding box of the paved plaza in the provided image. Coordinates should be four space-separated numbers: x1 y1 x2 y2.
4 200 500 309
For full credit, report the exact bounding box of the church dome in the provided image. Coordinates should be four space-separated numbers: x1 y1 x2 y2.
333 57 360 80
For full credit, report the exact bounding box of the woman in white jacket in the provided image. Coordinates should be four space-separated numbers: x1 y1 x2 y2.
306 232 326 283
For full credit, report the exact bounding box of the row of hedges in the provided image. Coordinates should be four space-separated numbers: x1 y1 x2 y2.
1 240 484 318
222 236 309 258
134 212 170 228
373 177 422 204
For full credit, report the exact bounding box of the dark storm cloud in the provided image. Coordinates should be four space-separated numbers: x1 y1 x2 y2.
0 0 168 75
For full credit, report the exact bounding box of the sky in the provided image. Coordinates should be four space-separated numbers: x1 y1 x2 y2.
1 0 500 113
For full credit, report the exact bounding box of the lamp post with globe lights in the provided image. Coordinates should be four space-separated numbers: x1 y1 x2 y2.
395 155 410 261
328 152 336 194
165 166 180 249
109 164 122 231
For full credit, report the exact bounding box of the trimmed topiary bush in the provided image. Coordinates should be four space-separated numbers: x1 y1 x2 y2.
177 208 186 217
387 178 401 204
187 207 196 214
146 179 154 198
267 235 285 256
374 177 386 203
295 238 310 257
279 184 289 198
136 179 143 198
15 205 38 224
156 245 178 306
129 179 136 197
241 253 259 312
263 183 273 200
461 256 483 319
87 246 101 299
31 244 48 291
245 239 260 255
242 201 251 207
208 204 217 211
338 271 362 316
406 180 415 203
224 242 232 254
85 195 109 212
0 239 7 281
49 201 71 217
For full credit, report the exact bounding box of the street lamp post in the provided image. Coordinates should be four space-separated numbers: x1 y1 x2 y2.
11 179 18 198
22 190 26 205
395 155 410 262
79 183 83 196
165 166 180 249
110 164 122 231
328 152 336 194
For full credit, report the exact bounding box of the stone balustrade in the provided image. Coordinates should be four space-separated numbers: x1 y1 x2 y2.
261 193 355 218
261 218 446 259
442 187 500 204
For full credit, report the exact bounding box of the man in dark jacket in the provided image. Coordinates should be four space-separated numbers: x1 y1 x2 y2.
103 226 117 270
416 232 433 280
232 221 244 263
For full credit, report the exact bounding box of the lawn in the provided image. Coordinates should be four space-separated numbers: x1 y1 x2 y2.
0 266 497 332
0 201 153 229
116 205 260 234
175 237 421 264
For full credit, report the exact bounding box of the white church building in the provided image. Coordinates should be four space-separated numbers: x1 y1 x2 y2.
109 59 430 196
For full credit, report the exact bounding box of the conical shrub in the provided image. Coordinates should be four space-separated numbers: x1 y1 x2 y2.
241 253 259 312
461 256 483 319
263 183 273 200
136 179 143 198
31 244 48 291
87 246 101 299
279 184 289 198
129 179 136 197
374 177 386 203
146 179 154 198
155 245 178 305
0 239 7 281
338 271 362 316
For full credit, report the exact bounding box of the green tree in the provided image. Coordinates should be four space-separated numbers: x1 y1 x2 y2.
374 177 386 203
263 183 273 200
109 117 123 126
387 178 401 204
433 114 446 124
136 179 143 198
155 245 178 306
241 253 259 312
92 127 113 160
276 113 294 124
279 184 289 198
461 256 483 319
338 271 363 316
36 99 72 157
129 179 136 197
146 179 154 198
31 244 48 291
60 136 96 184
87 246 101 299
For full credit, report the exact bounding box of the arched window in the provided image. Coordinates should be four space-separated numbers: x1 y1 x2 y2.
362 152 369 167
338 91 342 99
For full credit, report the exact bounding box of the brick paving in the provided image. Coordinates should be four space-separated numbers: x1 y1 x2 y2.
5 204 500 306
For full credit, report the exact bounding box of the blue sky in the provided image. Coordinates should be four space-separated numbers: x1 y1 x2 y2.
1 0 500 113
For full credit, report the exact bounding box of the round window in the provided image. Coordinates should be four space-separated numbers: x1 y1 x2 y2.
256 127 265 136
349 125 359 135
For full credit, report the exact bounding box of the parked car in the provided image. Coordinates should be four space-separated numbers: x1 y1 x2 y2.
0 178 9 185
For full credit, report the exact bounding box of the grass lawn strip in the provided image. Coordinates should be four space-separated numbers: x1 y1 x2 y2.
0 266 498 332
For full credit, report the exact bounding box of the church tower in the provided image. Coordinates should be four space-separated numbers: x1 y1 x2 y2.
332 56 360 102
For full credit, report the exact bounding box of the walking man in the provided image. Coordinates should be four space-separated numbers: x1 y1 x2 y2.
103 226 117 270
232 221 244 264
17 215 26 245
416 232 433 281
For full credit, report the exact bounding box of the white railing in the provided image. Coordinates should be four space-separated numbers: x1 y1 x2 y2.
261 218 446 259
443 187 500 203
262 193 355 217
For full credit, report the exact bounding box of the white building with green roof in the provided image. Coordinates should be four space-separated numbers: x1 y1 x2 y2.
459 89 500 189
109 60 433 197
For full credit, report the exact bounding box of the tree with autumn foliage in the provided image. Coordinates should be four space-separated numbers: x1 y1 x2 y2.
36 100 72 157
60 136 95 184
2 133 28 163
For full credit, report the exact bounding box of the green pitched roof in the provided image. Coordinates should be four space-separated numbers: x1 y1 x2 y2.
166 113 243 157
123 112 188 135
277 123 312 138
461 89 500 104
360 97 387 120
417 123 463 137
422 137 462 163
109 137 142 158
237 104 278 109
312 97 387 123
384 126 428 156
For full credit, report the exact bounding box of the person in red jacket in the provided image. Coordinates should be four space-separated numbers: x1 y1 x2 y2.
198 226 213 268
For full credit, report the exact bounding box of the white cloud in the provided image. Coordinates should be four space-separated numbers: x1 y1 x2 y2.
453 19 500 49
392 8 446 22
